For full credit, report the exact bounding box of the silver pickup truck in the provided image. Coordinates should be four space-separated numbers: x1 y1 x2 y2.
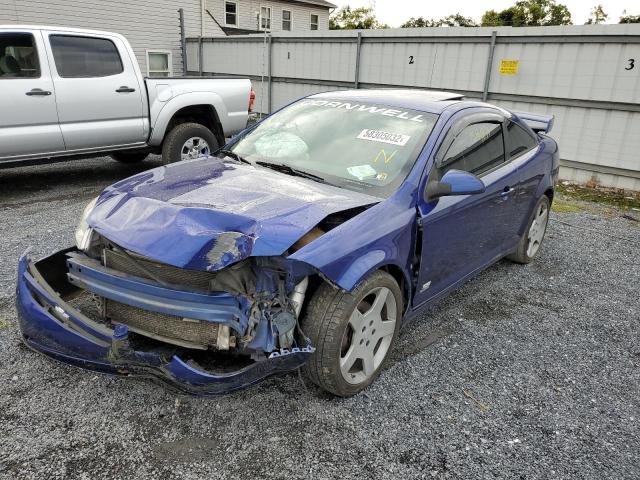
0 25 253 167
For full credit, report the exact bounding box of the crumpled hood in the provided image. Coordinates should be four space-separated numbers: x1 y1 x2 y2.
88 158 380 271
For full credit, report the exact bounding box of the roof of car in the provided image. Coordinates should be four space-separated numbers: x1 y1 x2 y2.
308 89 466 114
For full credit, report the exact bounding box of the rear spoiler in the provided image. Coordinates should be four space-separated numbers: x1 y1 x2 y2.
513 111 554 134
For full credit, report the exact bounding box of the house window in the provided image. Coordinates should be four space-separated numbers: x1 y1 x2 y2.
282 10 292 31
260 6 271 30
147 51 172 77
225 1 237 26
310 14 319 30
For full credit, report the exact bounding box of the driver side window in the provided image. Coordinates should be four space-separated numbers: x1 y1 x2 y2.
440 122 505 177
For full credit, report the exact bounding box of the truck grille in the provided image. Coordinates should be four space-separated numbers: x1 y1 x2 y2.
105 300 219 350
103 247 213 292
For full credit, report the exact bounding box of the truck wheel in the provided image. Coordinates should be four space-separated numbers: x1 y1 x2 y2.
111 151 149 163
301 271 402 397
507 195 550 264
162 122 219 164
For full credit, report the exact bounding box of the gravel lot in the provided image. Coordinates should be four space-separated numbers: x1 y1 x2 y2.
1 157 639 479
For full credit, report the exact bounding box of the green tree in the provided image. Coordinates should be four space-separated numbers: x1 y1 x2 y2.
401 13 477 28
401 17 439 28
329 6 389 30
586 4 608 24
439 14 478 27
481 0 572 26
619 10 640 23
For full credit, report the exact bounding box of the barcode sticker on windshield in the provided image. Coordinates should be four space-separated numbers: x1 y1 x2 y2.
357 129 411 146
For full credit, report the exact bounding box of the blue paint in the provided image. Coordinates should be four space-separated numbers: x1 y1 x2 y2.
441 169 486 196
15 90 558 394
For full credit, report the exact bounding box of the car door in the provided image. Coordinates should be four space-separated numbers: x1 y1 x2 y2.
413 110 522 307
0 29 65 161
43 31 146 151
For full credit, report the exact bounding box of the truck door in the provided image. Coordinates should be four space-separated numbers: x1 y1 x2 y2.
43 31 146 151
0 30 65 161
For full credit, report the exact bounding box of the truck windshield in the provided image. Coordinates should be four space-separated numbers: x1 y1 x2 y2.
226 98 438 198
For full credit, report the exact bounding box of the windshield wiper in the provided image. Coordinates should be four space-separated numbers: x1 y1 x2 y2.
255 161 330 185
218 149 254 166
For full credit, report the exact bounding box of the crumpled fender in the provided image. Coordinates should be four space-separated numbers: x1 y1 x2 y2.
290 188 416 293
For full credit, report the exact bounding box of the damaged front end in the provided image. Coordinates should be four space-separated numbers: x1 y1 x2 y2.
16 236 317 395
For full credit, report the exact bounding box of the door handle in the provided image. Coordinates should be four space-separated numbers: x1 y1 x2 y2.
499 187 515 198
25 88 52 96
116 86 136 93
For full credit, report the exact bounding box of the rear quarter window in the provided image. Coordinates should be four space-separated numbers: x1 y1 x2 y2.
506 120 538 158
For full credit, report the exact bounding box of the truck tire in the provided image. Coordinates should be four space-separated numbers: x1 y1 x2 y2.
110 151 149 163
162 122 219 164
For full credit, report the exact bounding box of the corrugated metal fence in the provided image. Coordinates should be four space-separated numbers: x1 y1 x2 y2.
186 25 640 190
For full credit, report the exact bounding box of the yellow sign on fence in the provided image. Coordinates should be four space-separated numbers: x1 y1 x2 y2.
499 60 519 75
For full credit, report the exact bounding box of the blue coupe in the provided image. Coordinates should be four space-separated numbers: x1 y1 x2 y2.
16 90 558 396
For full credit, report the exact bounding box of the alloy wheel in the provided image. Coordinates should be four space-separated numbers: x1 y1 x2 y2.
340 286 397 385
526 202 549 257
181 137 210 161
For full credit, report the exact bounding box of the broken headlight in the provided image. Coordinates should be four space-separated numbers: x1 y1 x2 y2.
74 196 98 251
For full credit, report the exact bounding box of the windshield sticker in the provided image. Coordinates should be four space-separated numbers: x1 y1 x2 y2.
347 164 377 181
357 129 411 146
300 100 426 122
374 149 397 164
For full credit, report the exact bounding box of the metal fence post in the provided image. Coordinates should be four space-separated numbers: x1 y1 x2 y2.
268 34 273 114
482 31 497 101
354 31 362 89
198 36 203 76
178 8 187 75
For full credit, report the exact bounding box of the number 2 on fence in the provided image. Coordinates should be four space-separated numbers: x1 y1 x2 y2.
409 56 415 65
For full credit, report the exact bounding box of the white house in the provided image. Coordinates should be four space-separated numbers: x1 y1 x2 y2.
205 0 335 36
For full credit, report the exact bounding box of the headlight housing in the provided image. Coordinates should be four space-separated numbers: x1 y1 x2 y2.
75 197 99 250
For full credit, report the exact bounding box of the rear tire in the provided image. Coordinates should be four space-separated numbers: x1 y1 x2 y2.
507 195 550 264
110 151 149 163
301 271 402 397
161 122 219 164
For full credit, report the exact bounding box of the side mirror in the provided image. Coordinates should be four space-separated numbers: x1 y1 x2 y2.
425 169 486 200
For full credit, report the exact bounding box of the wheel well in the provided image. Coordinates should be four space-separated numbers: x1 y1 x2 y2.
380 264 410 314
544 188 554 204
300 265 410 319
165 105 224 146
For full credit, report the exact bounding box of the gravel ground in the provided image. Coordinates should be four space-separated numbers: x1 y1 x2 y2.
1 157 639 479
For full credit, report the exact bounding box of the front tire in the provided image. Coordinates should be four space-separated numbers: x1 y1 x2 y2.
508 195 550 264
301 271 402 397
110 151 149 163
161 122 219 164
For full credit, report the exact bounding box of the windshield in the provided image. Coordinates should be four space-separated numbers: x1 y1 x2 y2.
225 98 438 197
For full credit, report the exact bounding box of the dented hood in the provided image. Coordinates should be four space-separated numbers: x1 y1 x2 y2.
88 158 380 271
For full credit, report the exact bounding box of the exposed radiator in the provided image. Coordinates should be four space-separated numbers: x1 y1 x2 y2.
105 300 219 350
103 247 213 292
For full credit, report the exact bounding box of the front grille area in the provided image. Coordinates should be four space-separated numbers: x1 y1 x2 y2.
103 247 213 292
105 300 219 350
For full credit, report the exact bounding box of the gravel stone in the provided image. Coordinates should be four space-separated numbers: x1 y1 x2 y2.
0 157 639 479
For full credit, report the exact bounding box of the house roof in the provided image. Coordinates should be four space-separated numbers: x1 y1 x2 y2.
285 0 336 9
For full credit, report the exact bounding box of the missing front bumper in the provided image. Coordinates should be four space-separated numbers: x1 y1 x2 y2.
15 249 313 395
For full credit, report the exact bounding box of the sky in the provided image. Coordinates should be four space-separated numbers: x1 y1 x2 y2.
330 0 637 27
